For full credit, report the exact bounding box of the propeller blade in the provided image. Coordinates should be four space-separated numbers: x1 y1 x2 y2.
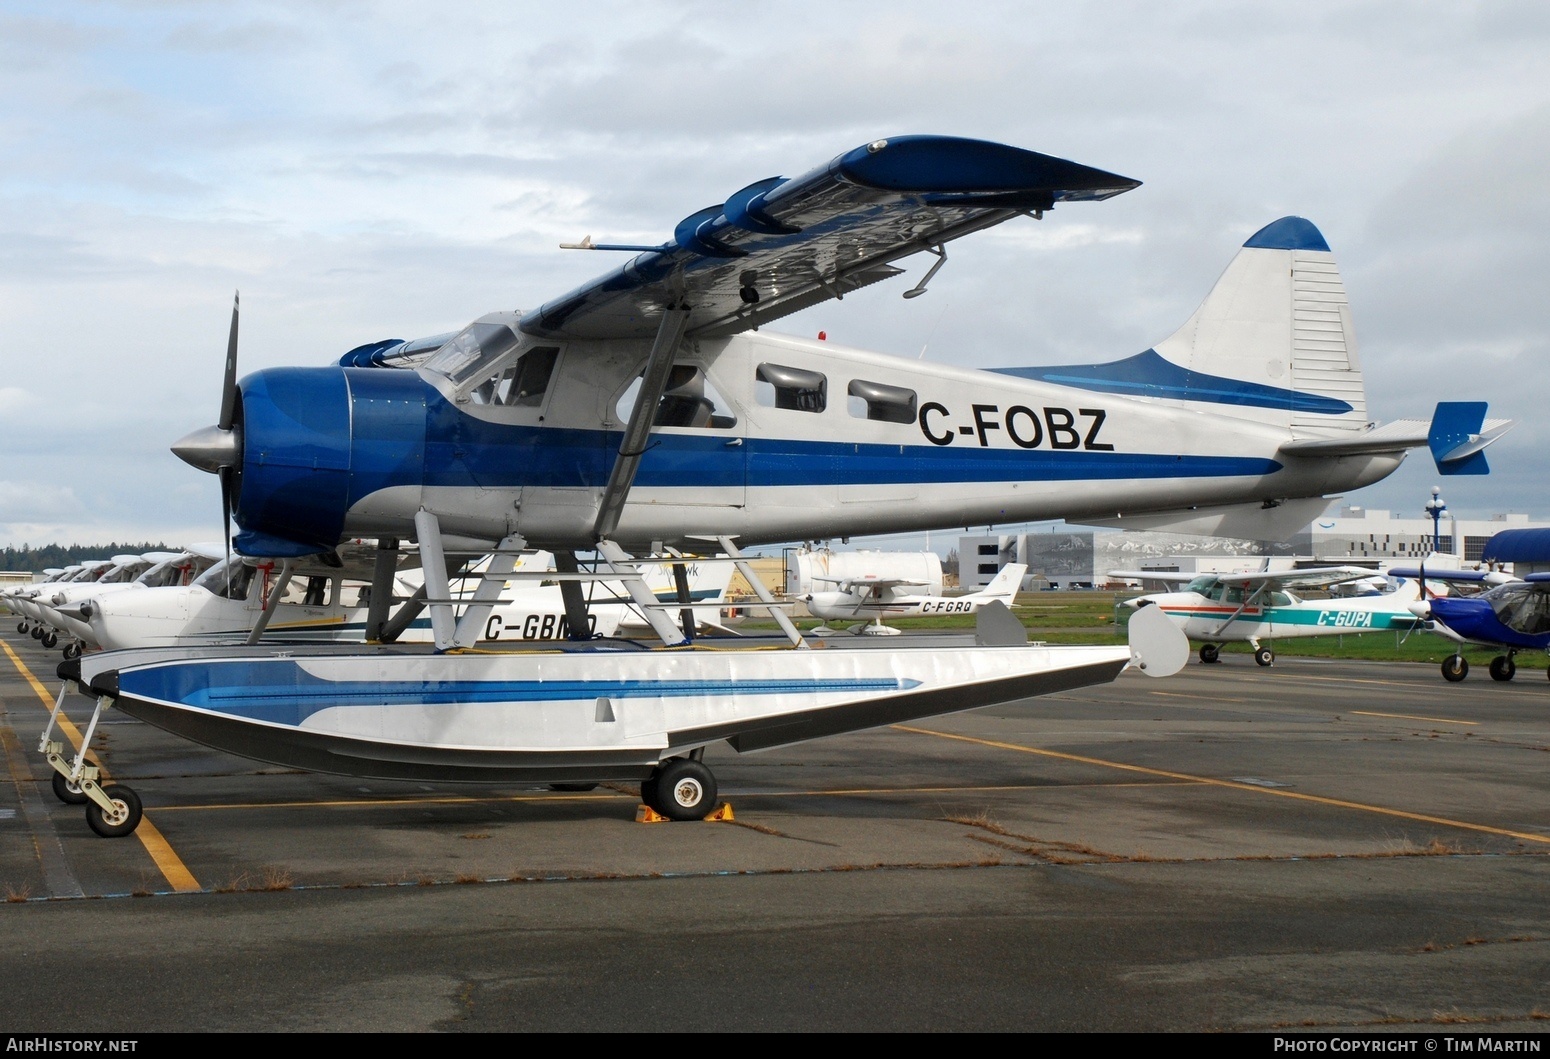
218 292 240 432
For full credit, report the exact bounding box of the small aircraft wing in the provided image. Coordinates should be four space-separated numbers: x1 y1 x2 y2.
1107 569 1196 585
1213 566 1379 592
521 136 1139 342
818 575 930 599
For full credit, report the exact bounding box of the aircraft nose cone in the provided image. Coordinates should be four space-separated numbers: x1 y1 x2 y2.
1407 601 1431 619
171 424 238 474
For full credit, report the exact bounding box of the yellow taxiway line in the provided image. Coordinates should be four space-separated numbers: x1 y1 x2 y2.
2 641 201 891
1350 709 1478 726
894 723 1550 846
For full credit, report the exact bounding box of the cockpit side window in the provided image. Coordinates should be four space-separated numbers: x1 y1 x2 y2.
470 346 561 407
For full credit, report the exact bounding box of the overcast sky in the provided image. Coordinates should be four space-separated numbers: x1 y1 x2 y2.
2 1 1546 550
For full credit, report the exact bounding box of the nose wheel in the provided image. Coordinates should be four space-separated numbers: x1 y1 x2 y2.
40 686 146 838
1441 655 1468 682
1198 643 1220 665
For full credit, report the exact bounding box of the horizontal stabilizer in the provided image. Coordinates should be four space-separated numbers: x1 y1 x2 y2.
1428 402 1513 476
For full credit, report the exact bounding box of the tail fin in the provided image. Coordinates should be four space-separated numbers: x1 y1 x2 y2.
975 563 1026 602
1151 217 1367 436
992 218 1368 438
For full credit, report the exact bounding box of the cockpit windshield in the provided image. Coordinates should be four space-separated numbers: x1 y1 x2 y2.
1184 576 1217 595
424 322 523 384
1481 583 1550 635
192 557 256 601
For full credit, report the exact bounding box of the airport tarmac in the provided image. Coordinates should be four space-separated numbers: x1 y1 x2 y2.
1 623 1548 1033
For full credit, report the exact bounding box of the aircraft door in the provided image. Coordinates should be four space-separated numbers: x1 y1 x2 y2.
618 362 746 511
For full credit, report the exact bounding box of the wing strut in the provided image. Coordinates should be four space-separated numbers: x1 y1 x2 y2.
593 307 691 541
1209 583 1268 638
364 536 398 642
245 560 295 645
717 536 808 649
596 539 691 646
450 535 525 649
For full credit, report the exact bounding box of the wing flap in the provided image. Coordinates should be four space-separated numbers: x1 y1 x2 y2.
522 136 1139 341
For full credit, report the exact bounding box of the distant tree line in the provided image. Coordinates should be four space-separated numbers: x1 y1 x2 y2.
0 543 177 574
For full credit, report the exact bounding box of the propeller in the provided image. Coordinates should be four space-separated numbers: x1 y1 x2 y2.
171 292 243 588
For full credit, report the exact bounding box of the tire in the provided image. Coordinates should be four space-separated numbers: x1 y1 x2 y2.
62 642 81 660
1489 656 1516 682
51 771 90 805
1253 647 1274 667
17 621 26 634
1199 644 1220 665
640 774 660 809
41 631 57 649
85 784 142 838
1441 656 1468 682
30 626 43 639
651 759 717 822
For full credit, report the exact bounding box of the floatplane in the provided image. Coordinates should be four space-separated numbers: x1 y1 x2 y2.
47 134 1504 835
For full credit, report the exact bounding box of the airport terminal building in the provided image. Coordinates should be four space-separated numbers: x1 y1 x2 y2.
959 508 1550 590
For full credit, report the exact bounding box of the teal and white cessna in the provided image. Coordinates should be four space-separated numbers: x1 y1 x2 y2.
1116 567 1433 667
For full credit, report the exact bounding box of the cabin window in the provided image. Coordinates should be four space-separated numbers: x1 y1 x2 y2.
615 364 737 429
469 346 561 407
756 363 827 413
847 379 917 424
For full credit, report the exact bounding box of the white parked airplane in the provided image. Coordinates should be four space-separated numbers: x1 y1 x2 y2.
807 563 1027 636
1115 567 1435 667
56 135 1500 835
83 549 736 651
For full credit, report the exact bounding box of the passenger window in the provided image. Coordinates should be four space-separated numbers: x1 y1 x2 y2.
847 379 917 424
756 363 827 413
278 575 331 606
616 364 737 429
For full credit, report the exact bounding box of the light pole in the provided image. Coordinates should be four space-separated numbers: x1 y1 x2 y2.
1425 486 1448 555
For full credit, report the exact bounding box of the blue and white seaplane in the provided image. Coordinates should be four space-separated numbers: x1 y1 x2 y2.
50 135 1506 836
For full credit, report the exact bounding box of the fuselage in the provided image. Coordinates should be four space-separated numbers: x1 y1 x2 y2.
224 323 1403 556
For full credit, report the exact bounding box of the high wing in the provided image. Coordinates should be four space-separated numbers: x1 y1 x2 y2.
816 575 930 600
1213 566 1379 592
521 136 1139 342
1108 569 1197 585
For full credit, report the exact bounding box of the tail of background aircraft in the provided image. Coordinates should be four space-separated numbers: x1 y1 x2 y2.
974 563 1027 602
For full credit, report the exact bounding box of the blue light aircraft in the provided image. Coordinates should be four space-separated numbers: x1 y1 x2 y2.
51 135 1505 836
1398 530 1550 681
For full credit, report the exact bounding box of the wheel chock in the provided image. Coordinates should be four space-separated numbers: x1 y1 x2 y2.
703 802 734 822
635 804 670 823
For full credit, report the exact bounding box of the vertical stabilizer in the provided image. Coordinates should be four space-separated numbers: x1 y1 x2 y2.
1152 217 1367 436
975 563 1027 602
